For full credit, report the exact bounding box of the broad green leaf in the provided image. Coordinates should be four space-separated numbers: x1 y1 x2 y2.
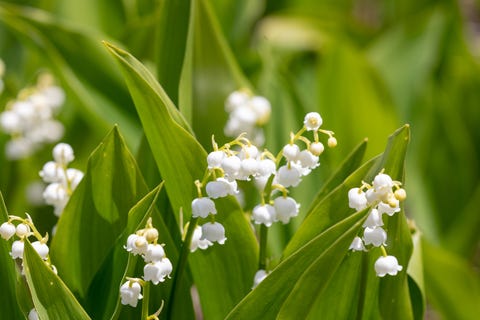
306 138 368 216
23 240 91 320
422 239 480 320
105 43 258 319
51 126 149 298
0 4 141 146
226 208 369 319
180 0 251 146
0 191 23 319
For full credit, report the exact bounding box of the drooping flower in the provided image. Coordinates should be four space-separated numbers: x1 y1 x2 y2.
28 309 39 320
143 244 165 263
0 222 16 240
273 196 300 224
31 241 49 260
206 178 238 199
252 269 268 289
349 236 366 252
303 112 322 131
52 142 74 166
363 227 387 247
10 240 24 259
252 204 276 227
191 197 217 219
143 258 173 284
124 234 148 256
190 226 213 252
276 165 301 188
120 281 143 307
348 188 368 211
362 208 384 228
374 255 403 277
200 222 227 244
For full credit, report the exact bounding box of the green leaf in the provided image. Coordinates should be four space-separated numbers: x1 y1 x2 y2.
50 126 149 298
422 239 480 320
105 43 258 319
0 191 23 319
23 240 91 320
226 208 369 319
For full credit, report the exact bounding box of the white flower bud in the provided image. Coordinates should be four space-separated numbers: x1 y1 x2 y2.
365 188 378 203
225 90 249 112
252 269 268 289
374 255 403 277
273 196 300 224
0 111 22 134
190 226 213 252
144 243 165 263
191 197 217 218
207 151 225 169
282 144 300 161
363 227 387 247
252 204 276 227
349 236 366 252
327 137 337 148
31 241 49 260
240 158 259 178
250 96 271 125
16 223 30 237
143 258 173 284
120 281 143 307
221 155 242 178
124 234 148 256
65 168 84 190
309 142 324 156
276 165 301 188
348 188 368 211
201 222 227 244
6 138 34 160
231 105 257 125
52 143 74 165
239 144 259 159
0 222 16 240
296 150 319 170
303 112 322 131
256 159 276 178
10 240 24 259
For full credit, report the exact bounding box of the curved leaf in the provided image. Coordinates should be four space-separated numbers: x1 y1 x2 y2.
23 240 91 320
105 43 258 319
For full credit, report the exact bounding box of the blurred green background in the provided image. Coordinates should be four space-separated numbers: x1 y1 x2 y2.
1 0 479 319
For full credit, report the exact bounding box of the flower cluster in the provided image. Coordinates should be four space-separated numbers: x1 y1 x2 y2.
0 73 65 160
0 214 56 274
348 171 407 277
39 143 84 218
224 90 271 146
192 112 336 288
121 218 172 308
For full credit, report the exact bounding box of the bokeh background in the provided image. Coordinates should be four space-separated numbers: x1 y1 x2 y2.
1 0 479 318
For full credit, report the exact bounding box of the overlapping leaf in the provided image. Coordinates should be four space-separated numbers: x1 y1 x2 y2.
105 43 258 319
23 240 91 320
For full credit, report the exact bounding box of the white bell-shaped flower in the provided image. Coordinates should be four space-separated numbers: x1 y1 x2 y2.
256 159 276 178
200 222 227 244
250 96 271 125
6 138 34 160
374 255 403 277
39 161 62 183
296 150 319 171
190 226 213 252
362 208 384 228
363 227 387 247
282 144 300 162
16 223 31 237
348 188 368 211
221 155 242 178
206 178 238 199
373 173 394 199
276 165 301 187
239 158 259 179
365 188 378 203
143 258 173 284
239 144 259 160
252 269 268 289
191 197 217 218
31 241 49 260
65 168 84 190
43 182 69 216
303 112 322 131
207 151 225 169
10 240 24 259
225 90 249 112
0 222 16 240
0 111 22 134
252 204 276 227
120 281 143 307
349 236 366 252
377 201 400 216
124 234 148 256
52 142 74 166
143 243 165 263
273 196 300 224
28 309 39 320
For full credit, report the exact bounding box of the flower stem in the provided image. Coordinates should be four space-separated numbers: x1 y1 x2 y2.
258 224 268 270
141 281 150 320
166 216 198 318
